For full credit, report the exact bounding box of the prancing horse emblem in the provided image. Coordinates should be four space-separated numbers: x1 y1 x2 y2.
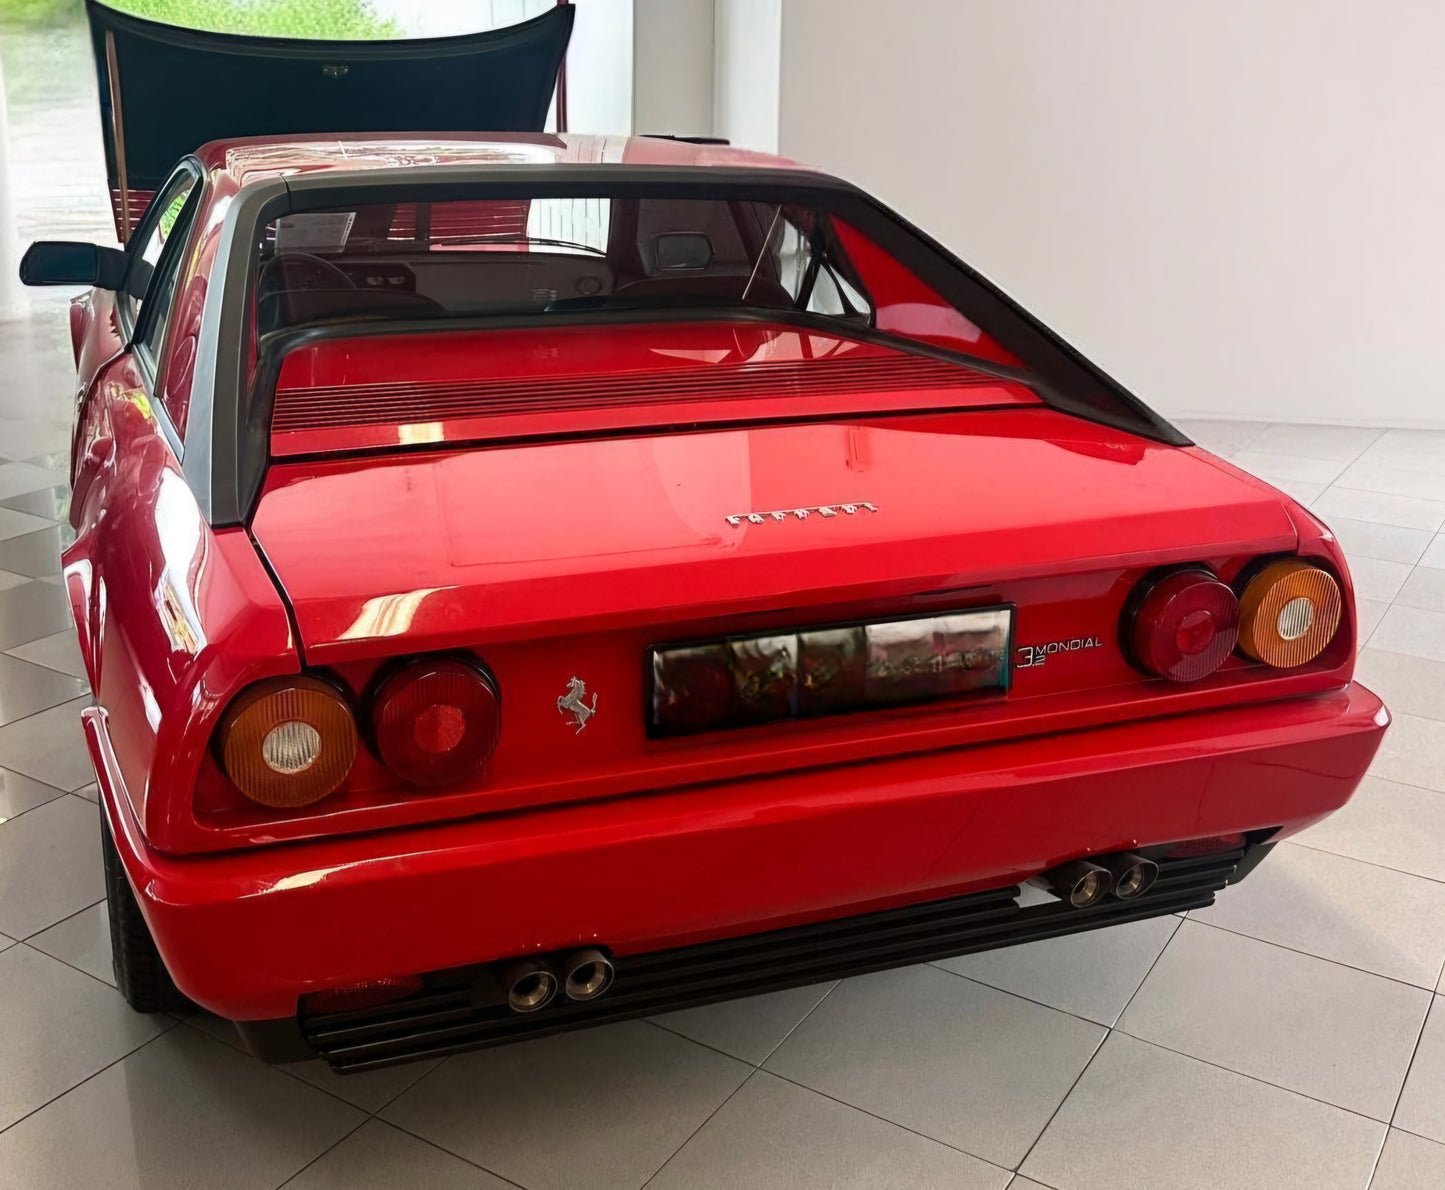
557 676 598 733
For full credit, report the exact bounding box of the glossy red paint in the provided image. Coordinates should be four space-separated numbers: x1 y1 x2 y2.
90 683 1386 1021
269 322 1038 456
43 131 1387 1038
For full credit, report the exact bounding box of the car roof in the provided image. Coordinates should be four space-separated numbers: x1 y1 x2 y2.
194 133 810 191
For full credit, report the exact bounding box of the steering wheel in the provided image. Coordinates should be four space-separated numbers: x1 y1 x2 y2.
259 252 356 297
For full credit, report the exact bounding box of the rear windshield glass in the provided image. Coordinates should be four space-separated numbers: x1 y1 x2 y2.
255 196 872 336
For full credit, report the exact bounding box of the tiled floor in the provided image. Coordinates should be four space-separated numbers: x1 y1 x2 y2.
2 291 1445 1190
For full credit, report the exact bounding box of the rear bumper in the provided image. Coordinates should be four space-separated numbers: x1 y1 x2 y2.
87 682 1387 1023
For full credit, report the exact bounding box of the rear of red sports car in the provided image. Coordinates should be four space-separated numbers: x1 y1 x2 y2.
65 136 1386 1072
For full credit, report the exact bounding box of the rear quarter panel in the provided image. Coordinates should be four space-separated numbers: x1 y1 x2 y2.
63 348 294 844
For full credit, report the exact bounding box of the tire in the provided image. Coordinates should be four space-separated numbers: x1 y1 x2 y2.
101 808 190 1013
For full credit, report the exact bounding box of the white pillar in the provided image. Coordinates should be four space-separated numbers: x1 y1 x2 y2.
634 0 713 138
0 51 25 320
712 0 780 152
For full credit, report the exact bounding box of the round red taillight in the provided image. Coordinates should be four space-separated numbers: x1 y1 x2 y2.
371 657 501 787
1128 569 1240 682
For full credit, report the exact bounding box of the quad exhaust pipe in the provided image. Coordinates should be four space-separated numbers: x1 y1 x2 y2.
1032 852 1159 908
501 958 559 1013
562 947 615 1001
1101 853 1159 900
500 948 616 1014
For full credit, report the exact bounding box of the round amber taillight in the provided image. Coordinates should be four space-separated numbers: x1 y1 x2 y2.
1128 569 1240 682
216 676 358 807
1238 559 1342 668
371 657 501 787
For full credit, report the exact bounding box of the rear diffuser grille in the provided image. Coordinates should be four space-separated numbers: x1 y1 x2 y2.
301 849 1243 1073
272 354 1011 432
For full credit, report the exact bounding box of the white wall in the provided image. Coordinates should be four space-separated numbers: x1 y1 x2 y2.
714 0 781 152
634 0 714 137
778 0 1445 428
564 0 635 135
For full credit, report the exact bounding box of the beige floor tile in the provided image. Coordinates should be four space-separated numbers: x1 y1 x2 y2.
652 982 837 1065
1248 423 1381 463
0 765 65 822
1231 449 1347 486
1397 565 1445 614
279 1053 444 1115
1336 459 1445 504
1370 1128 1445 1190
0 580 73 652
0 945 169 1131
1118 920 1428 1118
0 793 103 938
282 1120 511 1190
0 506 52 543
1172 419 1267 455
1312 487 1445 533
1370 713 1445 792
0 653 88 727
1356 430 1445 472
1330 516 1435 565
765 964 1104 1168
0 462 66 503
650 1071 1009 1190
1372 604 1445 664
934 914 1179 1026
1423 533 1445 569
0 695 92 791
1190 842 1445 988
1348 556 1415 603
384 1021 750 1190
4 629 87 679
27 902 112 985
1395 997 1445 1144
1355 648 1445 722
1358 597 1390 643
0 1027 363 1190
1020 1033 1384 1190
1294 776 1445 880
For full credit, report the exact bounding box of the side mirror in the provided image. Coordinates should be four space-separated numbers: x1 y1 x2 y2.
19 241 127 290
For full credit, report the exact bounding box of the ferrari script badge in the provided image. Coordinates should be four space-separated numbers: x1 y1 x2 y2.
725 502 877 527
557 676 598 733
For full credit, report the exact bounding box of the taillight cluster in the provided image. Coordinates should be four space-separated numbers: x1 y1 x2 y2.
1125 557 1343 684
214 654 500 809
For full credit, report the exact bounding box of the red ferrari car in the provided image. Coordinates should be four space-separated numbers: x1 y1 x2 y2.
18 2 1387 1074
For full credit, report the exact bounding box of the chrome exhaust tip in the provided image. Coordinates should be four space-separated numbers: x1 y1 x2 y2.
1101 853 1159 900
1031 859 1114 908
562 947 615 1001
501 959 559 1014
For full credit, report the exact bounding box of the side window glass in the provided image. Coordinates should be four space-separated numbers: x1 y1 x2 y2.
120 171 200 344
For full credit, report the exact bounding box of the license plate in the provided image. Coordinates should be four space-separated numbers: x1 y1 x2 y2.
648 606 1013 737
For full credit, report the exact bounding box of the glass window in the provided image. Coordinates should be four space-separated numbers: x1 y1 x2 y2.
120 170 200 341
253 194 874 335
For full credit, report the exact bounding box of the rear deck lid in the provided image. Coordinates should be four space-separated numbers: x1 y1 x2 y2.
250 408 1298 663
85 0 572 236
